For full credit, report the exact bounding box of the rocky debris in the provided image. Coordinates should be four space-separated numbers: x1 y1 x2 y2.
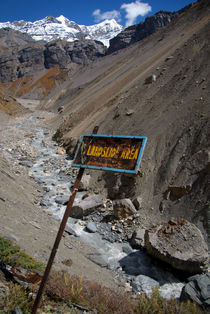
113 198 136 219
70 194 103 218
181 273 210 309
144 219 209 274
144 74 156 84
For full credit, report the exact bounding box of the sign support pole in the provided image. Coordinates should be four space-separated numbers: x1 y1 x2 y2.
32 126 99 314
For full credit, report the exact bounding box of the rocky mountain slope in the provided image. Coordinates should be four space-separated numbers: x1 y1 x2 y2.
0 28 107 98
0 1 209 308
107 3 193 54
46 0 209 246
0 4 195 99
0 15 123 47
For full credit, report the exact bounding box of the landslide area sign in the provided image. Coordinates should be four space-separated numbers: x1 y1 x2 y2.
72 134 147 174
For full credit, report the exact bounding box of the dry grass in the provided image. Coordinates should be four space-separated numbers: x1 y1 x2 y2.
0 237 204 313
0 86 26 115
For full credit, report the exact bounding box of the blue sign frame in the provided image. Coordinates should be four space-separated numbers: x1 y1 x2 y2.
72 134 147 174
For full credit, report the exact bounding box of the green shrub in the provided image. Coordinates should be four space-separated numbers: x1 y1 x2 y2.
0 236 43 271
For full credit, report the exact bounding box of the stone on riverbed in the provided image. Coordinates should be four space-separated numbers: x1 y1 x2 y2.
132 275 159 294
144 219 209 274
70 194 103 218
55 195 69 205
86 221 97 233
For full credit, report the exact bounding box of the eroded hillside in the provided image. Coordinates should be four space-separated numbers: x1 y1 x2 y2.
46 0 210 245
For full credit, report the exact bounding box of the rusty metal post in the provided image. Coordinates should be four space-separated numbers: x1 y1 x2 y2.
32 126 99 314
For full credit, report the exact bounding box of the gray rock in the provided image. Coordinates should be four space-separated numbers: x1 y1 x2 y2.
126 109 134 116
132 275 159 294
55 195 69 205
43 186 51 192
3 234 19 242
86 253 108 267
159 283 184 300
145 74 156 84
132 196 143 210
79 174 91 191
70 194 103 218
145 219 209 273
64 226 78 237
113 198 136 219
181 273 210 309
86 221 97 233
130 228 145 249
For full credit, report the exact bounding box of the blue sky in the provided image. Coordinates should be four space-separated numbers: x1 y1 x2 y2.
1 0 194 27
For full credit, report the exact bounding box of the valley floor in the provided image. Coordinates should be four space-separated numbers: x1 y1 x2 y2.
0 100 122 293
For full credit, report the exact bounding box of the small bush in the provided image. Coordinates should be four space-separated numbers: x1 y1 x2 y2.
0 282 33 313
46 270 134 314
0 236 43 271
135 287 202 314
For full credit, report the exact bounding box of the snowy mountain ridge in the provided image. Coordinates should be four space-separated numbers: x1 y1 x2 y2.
0 15 123 47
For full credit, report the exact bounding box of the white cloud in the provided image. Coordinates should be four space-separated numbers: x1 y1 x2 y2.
92 9 121 23
121 1 152 27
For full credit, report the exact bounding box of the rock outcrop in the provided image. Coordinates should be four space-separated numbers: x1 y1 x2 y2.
108 11 177 54
0 27 35 48
144 219 209 274
0 32 106 83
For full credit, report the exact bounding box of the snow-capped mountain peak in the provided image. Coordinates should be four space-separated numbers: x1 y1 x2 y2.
0 15 123 47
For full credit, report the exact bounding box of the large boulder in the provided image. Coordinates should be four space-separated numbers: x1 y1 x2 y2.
113 198 136 219
144 219 209 274
181 273 210 309
70 194 103 218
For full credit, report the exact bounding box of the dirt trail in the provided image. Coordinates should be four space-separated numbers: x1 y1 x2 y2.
0 103 122 292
